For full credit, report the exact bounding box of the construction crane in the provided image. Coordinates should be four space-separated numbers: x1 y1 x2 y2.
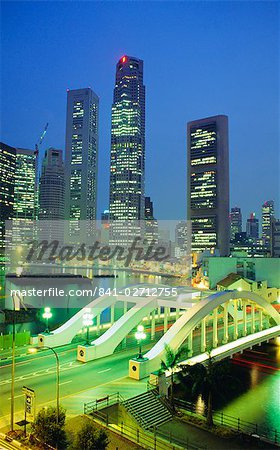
35 122 49 155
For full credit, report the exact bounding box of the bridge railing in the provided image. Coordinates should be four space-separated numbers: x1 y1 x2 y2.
174 398 279 445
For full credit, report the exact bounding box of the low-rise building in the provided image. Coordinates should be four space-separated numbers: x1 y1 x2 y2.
216 273 279 303
201 256 280 289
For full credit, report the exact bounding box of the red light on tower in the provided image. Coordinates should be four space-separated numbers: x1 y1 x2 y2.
121 56 127 63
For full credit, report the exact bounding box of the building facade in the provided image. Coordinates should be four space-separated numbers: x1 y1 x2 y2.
39 148 65 222
144 196 158 245
246 212 259 241
201 256 280 289
0 142 16 254
230 206 242 241
109 56 145 223
187 115 230 256
65 88 99 223
271 218 280 257
262 200 275 248
14 148 37 221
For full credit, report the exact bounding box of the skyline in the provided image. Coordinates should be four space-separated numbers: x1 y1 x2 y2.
1 1 279 221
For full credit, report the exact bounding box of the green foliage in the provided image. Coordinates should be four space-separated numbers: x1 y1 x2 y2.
161 344 188 408
180 353 240 427
161 344 188 373
73 422 109 450
31 406 68 449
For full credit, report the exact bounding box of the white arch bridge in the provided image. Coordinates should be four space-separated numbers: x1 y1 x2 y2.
35 284 280 380
128 289 280 379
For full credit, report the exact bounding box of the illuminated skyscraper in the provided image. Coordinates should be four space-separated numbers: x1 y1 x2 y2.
229 206 242 241
246 212 259 241
14 148 37 220
271 218 280 257
0 142 16 254
144 196 158 245
65 88 99 223
187 115 230 256
39 148 65 221
109 56 145 222
262 200 274 247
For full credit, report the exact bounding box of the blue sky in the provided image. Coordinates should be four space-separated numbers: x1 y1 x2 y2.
1 1 279 225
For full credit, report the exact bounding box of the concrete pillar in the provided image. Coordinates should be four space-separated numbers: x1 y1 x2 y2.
213 308 218 348
187 331 193 357
96 314 101 336
167 307 171 320
251 304 255 333
259 310 263 331
157 307 161 322
164 307 168 333
242 300 247 337
110 304 115 325
151 310 156 341
176 307 180 321
234 300 238 340
201 318 206 352
223 302 228 344
123 301 128 315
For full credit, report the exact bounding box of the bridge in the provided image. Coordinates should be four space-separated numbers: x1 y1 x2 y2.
128 290 280 379
32 283 280 381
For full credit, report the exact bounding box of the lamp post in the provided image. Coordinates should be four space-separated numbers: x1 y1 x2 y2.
135 324 146 360
42 307 52 333
83 308 93 345
29 346 60 424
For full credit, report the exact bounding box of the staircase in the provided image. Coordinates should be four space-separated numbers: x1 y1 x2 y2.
122 390 173 430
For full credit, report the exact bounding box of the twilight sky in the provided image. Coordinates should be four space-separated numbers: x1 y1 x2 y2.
1 1 279 225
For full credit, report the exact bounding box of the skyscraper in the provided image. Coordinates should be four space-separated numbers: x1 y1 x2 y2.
229 206 242 241
187 115 230 256
109 56 145 222
262 200 275 247
39 148 65 223
175 221 189 257
14 148 37 221
0 142 16 254
246 212 259 241
144 196 158 245
65 88 99 223
271 218 280 257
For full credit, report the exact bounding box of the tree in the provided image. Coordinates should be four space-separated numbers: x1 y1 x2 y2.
31 406 67 449
161 344 188 409
180 352 239 427
73 422 109 450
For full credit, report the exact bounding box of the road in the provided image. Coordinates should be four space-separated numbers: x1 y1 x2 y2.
0 314 263 430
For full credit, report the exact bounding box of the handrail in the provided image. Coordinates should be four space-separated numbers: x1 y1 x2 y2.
174 398 279 444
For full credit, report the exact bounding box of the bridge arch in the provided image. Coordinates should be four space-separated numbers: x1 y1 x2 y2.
143 290 280 362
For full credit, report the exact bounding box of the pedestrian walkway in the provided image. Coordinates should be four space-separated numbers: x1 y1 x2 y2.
158 418 277 450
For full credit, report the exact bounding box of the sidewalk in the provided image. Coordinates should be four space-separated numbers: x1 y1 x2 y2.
158 418 277 450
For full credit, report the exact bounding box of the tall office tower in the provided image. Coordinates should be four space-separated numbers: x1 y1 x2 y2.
109 56 145 225
65 88 99 226
144 196 158 245
246 212 259 241
187 115 230 256
0 142 16 254
271 218 280 257
262 200 275 247
39 149 65 241
175 221 189 257
14 148 37 220
229 206 242 241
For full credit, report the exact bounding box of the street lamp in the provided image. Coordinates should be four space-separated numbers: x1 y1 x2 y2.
28 346 60 425
83 308 93 345
135 324 146 360
42 307 52 333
